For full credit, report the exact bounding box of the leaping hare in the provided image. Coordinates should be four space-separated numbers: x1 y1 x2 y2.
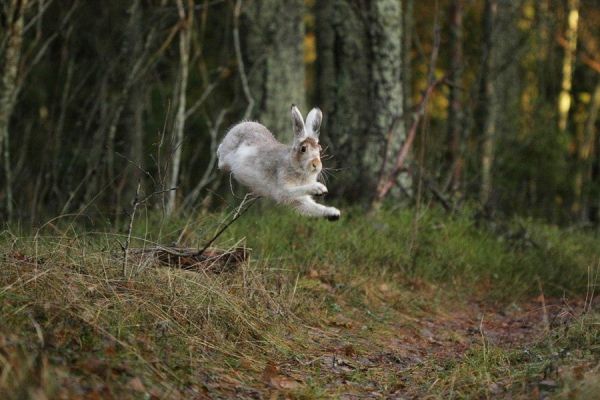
217 105 340 221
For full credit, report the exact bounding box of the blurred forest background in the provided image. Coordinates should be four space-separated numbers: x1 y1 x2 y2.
1 0 600 226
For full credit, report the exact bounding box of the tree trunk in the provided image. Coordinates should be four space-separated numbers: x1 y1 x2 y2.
578 81 600 222
166 0 194 216
480 0 497 207
446 0 464 194
480 0 521 207
558 0 580 133
369 0 405 181
122 0 147 211
403 0 413 136
0 0 28 220
241 0 305 139
316 0 405 201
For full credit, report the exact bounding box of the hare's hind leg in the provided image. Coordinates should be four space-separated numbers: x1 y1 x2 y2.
291 196 340 221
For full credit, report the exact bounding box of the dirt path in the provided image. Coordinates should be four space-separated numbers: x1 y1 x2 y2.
204 296 584 398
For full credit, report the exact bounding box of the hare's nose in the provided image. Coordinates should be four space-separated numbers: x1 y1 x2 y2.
311 158 321 170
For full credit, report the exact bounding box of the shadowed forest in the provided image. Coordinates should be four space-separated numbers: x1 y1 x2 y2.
1 0 600 399
1 0 599 222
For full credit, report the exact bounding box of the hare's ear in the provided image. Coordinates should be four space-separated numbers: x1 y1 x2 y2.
305 107 322 138
291 104 305 138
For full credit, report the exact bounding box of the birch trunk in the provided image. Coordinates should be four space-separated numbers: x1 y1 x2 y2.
166 0 193 216
0 0 28 220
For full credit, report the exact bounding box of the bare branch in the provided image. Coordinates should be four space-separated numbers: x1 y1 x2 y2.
233 0 254 120
372 21 443 209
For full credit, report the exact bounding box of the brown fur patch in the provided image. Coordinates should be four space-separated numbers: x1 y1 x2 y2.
294 137 321 164
301 137 319 148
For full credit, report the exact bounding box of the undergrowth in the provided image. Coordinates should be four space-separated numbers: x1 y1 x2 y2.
0 206 598 398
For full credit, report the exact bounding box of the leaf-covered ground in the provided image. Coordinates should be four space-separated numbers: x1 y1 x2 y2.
1 208 599 399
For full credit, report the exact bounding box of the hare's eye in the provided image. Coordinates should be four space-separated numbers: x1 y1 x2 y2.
301 146 306 153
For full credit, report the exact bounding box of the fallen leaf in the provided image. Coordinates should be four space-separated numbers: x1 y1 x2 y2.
378 283 390 292
128 377 146 392
538 379 558 389
330 317 353 329
262 362 300 390
489 382 502 394
239 358 255 370
342 344 356 357
262 361 280 383
269 375 300 390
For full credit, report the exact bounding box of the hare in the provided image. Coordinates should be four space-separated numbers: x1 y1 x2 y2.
217 105 340 221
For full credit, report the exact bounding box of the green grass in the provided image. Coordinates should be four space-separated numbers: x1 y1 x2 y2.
220 206 598 299
1 206 599 398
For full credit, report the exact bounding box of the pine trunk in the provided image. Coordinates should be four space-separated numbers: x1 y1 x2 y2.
316 0 405 201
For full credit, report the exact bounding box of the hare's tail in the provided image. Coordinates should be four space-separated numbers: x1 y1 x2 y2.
217 144 227 171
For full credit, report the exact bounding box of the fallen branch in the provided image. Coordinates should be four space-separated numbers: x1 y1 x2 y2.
128 245 249 274
124 194 257 275
121 185 177 278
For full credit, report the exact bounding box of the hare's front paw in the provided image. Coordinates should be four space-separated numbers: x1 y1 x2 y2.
309 182 328 196
325 207 340 222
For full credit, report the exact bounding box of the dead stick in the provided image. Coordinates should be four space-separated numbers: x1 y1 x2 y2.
121 185 177 278
196 194 259 256
123 182 141 278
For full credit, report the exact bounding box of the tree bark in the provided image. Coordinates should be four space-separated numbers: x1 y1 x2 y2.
241 0 305 139
558 0 580 133
479 0 521 207
446 0 464 193
316 0 405 201
122 0 147 211
480 0 497 207
369 0 405 181
0 0 28 220
578 81 600 222
166 0 194 216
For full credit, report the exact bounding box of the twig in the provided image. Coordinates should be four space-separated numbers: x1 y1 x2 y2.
372 19 443 208
184 80 220 120
196 193 259 256
122 185 177 278
410 162 452 212
123 182 141 278
537 277 550 334
182 108 228 209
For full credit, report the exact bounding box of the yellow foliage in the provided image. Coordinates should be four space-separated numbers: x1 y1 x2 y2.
304 33 317 64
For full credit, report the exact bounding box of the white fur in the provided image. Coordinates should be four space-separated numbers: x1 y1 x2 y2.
217 106 340 220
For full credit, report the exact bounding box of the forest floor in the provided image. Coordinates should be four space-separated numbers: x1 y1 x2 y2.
1 207 599 399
